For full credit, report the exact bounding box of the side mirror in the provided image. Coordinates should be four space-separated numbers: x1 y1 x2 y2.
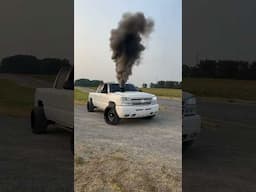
63 81 74 90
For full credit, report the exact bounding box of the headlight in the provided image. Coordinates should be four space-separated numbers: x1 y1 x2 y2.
185 97 196 105
151 96 157 105
120 97 132 106
184 96 197 115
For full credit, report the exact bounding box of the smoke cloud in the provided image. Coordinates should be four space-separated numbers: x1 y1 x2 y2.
110 12 154 85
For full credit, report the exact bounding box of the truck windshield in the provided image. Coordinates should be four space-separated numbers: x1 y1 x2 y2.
110 84 138 92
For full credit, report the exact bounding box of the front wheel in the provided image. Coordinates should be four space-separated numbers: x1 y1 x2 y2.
104 106 120 125
182 140 194 152
87 99 94 112
31 107 48 134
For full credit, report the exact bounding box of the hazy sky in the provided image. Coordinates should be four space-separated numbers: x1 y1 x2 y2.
0 0 73 63
183 0 256 65
75 0 181 86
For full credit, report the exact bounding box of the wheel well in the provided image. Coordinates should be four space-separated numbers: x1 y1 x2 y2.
104 102 115 114
108 101 115 107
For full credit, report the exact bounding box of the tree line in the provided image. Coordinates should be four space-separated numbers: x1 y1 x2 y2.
143 81 181 89
75 79 103 87
75 79 182 89
0 55 71 74
183 59 256 80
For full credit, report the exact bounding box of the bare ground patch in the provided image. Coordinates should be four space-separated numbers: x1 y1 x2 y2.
75 146 181 192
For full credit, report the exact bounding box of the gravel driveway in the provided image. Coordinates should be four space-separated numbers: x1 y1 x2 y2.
0 116 73 192
183 98 256 192
75 98 182 191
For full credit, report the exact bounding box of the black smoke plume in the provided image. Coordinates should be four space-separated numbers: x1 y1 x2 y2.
110 12 154 86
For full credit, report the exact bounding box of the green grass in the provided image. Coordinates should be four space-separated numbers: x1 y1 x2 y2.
89 86 97 91
31 74 56 83
75 86 97 91
183 78 256 100
141 88 182 99
0 79 34 117
75 88 88 105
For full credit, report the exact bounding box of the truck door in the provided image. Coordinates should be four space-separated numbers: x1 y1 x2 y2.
97 83 109 110
44 66 74 128
92 84 103 108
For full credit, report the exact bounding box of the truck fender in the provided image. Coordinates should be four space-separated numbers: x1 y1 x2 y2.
106 101 115 109
104 101 115 114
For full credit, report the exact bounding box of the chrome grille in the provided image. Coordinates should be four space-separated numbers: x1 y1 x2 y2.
131 98 152 105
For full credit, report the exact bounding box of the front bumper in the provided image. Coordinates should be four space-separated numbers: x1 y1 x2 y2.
116 104 159 118
183 114 201 142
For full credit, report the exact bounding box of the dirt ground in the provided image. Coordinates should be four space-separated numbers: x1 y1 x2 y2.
75 98 182 192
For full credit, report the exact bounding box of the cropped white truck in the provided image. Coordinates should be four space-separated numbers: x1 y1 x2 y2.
182 92 201 149
31 64 74 150
87 83 159 125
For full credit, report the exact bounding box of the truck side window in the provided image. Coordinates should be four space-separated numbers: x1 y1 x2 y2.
101 84 108 93
96 84 103 93
63 68 74 90
55 66 71 89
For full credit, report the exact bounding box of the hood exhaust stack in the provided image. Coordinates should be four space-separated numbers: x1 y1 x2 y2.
120 80 125 92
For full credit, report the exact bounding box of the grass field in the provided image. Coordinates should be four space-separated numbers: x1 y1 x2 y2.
183 78 256 100
0 79 34 117
31 74 56 83
75 88 88 105
141 88 181 99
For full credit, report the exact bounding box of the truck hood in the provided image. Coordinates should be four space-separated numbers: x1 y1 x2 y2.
111 91 155 99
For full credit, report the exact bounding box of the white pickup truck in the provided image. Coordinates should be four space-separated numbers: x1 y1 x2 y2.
87 83 159 125
31 64 74 150
182 92 201 149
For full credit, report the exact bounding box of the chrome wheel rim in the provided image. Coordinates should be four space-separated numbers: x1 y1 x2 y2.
108 109 115 122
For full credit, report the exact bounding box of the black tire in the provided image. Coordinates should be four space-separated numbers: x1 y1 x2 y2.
104 106 120 125
87 99 94 112
31 107 48 134
182 140 194 152
70 129 74 154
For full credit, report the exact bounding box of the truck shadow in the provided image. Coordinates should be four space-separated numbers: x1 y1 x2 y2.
47 124 72 135
91 109 160 125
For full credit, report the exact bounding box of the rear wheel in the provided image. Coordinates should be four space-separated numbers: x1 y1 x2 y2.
104 106 120 125
87 99 94 112
31 107 48 134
